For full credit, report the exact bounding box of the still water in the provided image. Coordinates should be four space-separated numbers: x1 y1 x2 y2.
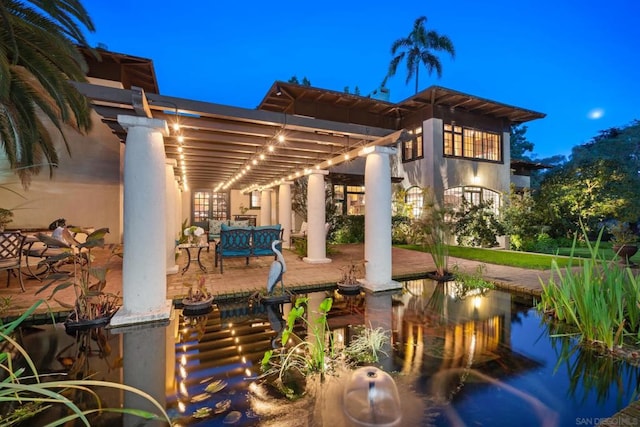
12 278 640 426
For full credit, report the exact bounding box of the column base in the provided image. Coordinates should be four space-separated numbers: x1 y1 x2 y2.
166 264 180 275
303 257 332 264
360 279 402 293
109 299 173 328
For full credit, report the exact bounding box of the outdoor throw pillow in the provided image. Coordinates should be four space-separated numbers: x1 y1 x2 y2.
229 220 249 227
208 219 225 235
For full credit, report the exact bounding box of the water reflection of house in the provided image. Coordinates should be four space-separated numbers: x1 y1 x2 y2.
394 279 541 396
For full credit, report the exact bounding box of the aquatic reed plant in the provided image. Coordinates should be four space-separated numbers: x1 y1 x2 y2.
538 226 640 352
344 324 389 364
260 297 335 398
408 188 453 278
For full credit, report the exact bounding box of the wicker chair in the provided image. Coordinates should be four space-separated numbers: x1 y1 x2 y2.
0 231 26 292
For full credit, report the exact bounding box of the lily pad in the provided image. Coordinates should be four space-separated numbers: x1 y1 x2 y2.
190 393 210 403
205 379 227 393
192 407 212 419
215 399 231 414
223 410 242 424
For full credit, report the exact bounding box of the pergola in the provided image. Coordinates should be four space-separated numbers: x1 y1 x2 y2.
73 81 400 193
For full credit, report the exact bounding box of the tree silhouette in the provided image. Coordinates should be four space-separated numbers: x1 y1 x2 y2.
387 16 455 94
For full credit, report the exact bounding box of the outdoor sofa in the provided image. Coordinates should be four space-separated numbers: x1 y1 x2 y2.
214 224 283 273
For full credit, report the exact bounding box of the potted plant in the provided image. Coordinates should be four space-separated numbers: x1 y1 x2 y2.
337 259 365 295
608 221 638 265
182 275 213 313
0 208 13 232
183 225 205 245
36 228 122 331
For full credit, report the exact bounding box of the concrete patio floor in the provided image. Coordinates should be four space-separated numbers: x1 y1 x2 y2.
1 243 550 321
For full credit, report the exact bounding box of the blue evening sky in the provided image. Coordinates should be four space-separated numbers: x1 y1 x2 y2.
84 0 639 159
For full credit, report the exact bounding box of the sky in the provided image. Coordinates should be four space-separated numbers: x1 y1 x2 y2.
84 0 639 160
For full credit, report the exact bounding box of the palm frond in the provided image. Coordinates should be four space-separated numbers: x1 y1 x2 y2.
0 0 94 187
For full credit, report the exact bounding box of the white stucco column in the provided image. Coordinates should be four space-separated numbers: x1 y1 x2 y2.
111 115 173 327
174 178 182 236
361 146 400 291
278 182 293 248
165 159 179 275
260 189 272 225
304 170 331 264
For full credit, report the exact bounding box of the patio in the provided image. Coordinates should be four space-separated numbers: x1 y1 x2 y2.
0 242 548 322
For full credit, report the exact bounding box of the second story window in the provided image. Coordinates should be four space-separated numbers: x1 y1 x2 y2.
444 123 501 162
402 125 423 162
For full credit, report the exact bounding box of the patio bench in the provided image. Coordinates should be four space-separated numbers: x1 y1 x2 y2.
214 224 283 273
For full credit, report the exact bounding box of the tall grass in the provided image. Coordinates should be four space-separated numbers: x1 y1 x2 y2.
538 228 640 352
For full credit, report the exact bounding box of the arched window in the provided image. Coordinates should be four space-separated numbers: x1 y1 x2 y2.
405 186 423 218
444 186 501 215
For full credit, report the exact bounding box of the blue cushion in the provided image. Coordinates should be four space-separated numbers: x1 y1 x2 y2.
221 249 251 256
253 248 275 256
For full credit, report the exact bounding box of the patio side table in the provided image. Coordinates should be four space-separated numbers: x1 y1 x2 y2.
177 243 209 274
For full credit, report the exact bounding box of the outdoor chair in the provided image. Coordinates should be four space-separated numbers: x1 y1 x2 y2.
0 231 26 292
290 221 307 245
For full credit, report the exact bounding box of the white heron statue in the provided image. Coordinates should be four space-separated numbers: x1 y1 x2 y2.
266 240 286 294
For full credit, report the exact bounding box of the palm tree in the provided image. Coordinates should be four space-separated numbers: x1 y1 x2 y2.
0 0 95 187
387 16 455 94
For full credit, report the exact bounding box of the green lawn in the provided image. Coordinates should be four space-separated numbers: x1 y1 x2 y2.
554 241 640 263
396 244 576 270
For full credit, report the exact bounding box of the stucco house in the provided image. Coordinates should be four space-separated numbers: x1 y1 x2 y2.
0 46 545 324
257 82 545 222
2 47 546 244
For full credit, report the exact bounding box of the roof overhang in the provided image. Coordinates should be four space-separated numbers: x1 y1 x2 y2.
259 82 546 125
74 82 404 191
400 86 546 124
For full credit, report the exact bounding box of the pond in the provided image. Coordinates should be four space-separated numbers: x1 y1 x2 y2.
6 278 640 426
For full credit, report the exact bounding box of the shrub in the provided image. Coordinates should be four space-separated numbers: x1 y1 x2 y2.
391 215 411 244
331 215 365 244
453 199 505 247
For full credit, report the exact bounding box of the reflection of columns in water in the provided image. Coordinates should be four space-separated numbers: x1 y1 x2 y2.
121 323 170 427
365 291 397 372
401 323 424 375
